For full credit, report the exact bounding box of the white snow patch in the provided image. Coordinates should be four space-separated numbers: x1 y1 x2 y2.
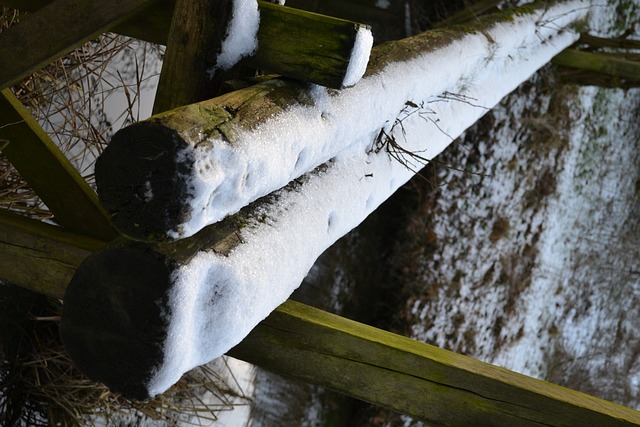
342 26 374 88
215 0 260 71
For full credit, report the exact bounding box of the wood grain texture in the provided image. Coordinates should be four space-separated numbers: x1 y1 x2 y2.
230 299 640 426
0 89 118 240
151 0 233 114
0 209 104 299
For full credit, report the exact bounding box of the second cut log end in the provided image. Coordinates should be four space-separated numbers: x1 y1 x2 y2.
95 122 195 242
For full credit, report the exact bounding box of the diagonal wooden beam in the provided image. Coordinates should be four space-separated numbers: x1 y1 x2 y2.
230 299 640 426
0 88 118 240
0 0 156 89
2 214 639 425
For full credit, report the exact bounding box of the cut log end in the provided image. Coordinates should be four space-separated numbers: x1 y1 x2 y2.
95 122 194 242
60 246 174 400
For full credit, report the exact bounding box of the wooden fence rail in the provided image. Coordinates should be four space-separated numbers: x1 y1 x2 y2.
2 0 640 424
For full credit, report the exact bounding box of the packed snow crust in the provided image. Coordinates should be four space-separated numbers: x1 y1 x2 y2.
147 0 591 396
342 26 374 88
214 0 260 71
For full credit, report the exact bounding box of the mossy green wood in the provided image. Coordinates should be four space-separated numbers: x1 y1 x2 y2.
244 2 371 89
230 300 640 426
0 0 155 89
2 220 640 424
2 0 370 90
0 209 105 299
0 89 118 240
553 49 640 81
578 34 640 50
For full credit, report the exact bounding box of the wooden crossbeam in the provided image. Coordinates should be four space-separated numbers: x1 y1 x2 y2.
0 0 156 90
0 209 104 299
230 300 640 427
553 49 640 81
1 213 639 425
0 89 118 240
1 0 372 90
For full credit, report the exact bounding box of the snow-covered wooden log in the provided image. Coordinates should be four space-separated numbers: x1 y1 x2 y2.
64 0 591 399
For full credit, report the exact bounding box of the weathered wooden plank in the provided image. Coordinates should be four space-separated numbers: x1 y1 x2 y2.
553 49 640 81
2 0 372 90
0 0 155 89
3 222 640 424
0 88 118 240
152 0 233 114
0 209 104 299
245 2 372 89
230 299 640 426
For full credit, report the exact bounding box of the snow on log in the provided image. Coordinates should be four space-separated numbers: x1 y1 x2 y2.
96 0 586 243
65 0 591 399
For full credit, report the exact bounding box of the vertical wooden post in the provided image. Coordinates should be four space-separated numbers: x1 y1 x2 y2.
152 0 234 114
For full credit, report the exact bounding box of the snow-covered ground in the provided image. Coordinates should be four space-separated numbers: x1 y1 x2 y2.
390 72 640 427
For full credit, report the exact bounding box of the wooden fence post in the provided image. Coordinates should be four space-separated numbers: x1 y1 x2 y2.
152 0 234 114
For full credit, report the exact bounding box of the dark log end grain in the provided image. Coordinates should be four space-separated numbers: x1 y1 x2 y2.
95 122 195 242
60 246 175 400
